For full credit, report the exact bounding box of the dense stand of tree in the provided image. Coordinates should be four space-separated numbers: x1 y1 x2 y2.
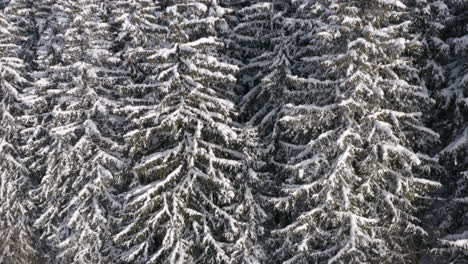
0 0 467 263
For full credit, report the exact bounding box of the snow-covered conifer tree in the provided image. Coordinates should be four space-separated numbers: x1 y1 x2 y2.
21 0 63 189
434 1 468 262
5 0 35 60
273 1 442 263
1 0 465 262
231 2 332 261
5 0 48 188
229 126 270 264
417 1 450 94
110 0 164 162
233 1 295 123
0 9 41 264
113 1 245 263
32 0 126 262
230 0 273 68
111 0 162 78
229 1 305 262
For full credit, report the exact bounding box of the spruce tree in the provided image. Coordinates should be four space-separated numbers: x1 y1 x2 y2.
229 1 304 262
110 0 164 167
0 0 465 262
113 1 244 263
24 0 61 194
111 0 162 78
227 125 269 264
32 0 125 262
411 2 451 262
230 0 274 82
5 0 35 60
434 1 468 262
0 9 40 264
233 0 296 125
273 1 441 263
417 1 450 94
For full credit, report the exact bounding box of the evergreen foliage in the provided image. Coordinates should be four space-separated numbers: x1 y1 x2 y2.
272 1 442 263
113 1 243 263
0 7 40 263
0 0 466 263
31 0 125 262
432 1 468 262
